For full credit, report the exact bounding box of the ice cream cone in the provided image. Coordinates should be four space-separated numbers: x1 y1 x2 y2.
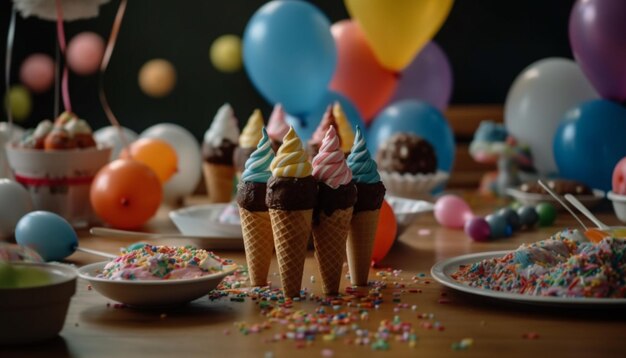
239 207 273 287
203 162 235 203
346 209 380 286
312 207 352 295
270 208 313 298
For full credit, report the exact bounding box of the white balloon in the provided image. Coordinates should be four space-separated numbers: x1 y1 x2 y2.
505 58 598 176
0 179 33 239
93 125 139 161
0 123 24 179
140 123 202 204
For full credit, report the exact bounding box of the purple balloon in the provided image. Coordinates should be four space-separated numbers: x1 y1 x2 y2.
569 0 626 102
388 42 453 111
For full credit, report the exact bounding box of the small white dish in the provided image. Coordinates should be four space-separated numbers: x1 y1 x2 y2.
169 203 243 245
385 195 434 235
77 261 238 307
380 170 449 200
607 191 626 224
506 187 605 209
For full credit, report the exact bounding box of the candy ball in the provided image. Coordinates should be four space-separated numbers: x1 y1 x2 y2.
486 214 511 238
15 211 78 262
138 59 176 97
464 217 491 242
66 32 105 75
498 207 521 231
517 205 539 228
434 195 473 229
210 34 243 73
0 179 33 240
4 85 32 121
536 202 557 226
19 53 54 93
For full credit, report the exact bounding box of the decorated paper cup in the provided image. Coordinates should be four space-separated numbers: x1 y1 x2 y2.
5 144 111 227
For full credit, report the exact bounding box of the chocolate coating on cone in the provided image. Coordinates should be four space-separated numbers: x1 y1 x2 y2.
354 181 386 213
266 176 317 211
202 139 236 165
237 181 268 212
314 183 357 222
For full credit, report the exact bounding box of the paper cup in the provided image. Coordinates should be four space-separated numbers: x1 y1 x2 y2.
5 144 111 228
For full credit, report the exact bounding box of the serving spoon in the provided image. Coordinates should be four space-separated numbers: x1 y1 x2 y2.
563 194 610 230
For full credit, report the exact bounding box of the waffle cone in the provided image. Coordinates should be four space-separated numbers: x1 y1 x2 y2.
239 207 273 287
269 209 313 298
203 163 235 203
312 207 353 295
346 209 380 286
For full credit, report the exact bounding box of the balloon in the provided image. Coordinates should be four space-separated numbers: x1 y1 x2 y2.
15 211 77 262
93 125 139 161
329 20 397 122
464 217 490 242
0 179 33 240
140 123 202 204
243 0 336 115
4 85 32 121
344 0 454 71
368 100 455 172
613 157 626 195
210 34 242 73
286 91 365 143
66 32 105 76
19 53 54 93
138 59 177 98
553 99 626 191
535 203 556 227
120 138 177 183
569 0 626 102
504 58 598 176
497 208 521 231
371 200 397 263
485 213 511 238
389 42 452 111
517 206 539 228
90 159 162 229
434 195 472 229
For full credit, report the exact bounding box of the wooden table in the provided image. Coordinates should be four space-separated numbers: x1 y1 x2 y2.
3 194 626 357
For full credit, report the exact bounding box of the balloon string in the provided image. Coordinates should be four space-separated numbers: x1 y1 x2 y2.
55 0 72 113
3 6 16 177
54 40 60 118
98 0 130 154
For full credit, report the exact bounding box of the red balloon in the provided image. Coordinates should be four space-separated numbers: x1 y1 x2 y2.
371 200 397 263
329 20 397 123
90 159 162 229
20 53 54 93
66 32 105 76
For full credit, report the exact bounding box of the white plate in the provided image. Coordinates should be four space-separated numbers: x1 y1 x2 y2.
78 261 238 307
169 203 243 244
431 251 626 306
506 187 605 209
385 195 434 235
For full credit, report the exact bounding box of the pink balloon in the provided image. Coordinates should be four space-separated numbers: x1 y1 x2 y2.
434 194 473 229
20 53 54 93
66 32 105 76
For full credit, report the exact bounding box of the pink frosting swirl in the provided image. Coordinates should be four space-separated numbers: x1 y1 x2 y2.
312 126 352 189
266 104 289 142
310 105 339 145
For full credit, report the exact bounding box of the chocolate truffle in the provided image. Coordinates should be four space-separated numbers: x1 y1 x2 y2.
376 133 437 174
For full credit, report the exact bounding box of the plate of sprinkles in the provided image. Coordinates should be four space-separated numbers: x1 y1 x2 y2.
78 245 237 307
431 229 626 306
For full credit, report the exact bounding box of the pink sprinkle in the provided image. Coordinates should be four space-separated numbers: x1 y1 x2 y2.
438 298 451 304
321 348 334 357
523 332 540 339
223 329 231 335
418 229 431 236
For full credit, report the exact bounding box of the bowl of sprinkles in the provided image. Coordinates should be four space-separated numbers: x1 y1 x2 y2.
78 245 237 307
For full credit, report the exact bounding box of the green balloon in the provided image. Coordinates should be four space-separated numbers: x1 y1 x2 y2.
4 85 32 121
536 202 557 226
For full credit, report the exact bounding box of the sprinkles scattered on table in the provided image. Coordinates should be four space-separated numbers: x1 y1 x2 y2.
98 245 233 280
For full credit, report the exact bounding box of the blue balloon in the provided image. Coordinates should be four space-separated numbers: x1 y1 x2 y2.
243 0 337 115
554 99 626 191
15 211 77 262
367 100 455 171
286 91 365 143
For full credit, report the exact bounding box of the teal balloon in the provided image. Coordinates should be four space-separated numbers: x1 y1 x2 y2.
243 0 337 115
367 100 455 171
286 91 365 143
554 99 626 191
15 211 77 262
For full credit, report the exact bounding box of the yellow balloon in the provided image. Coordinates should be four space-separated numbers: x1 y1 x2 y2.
4 85 32 121
344 0 454 71
210 34 242 73
138 59 177 98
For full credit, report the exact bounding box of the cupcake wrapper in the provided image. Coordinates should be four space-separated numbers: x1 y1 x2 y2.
380 170 449 200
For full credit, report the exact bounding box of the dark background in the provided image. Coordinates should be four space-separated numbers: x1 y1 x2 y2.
0 0 575 140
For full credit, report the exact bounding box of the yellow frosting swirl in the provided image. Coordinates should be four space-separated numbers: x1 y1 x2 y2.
239 109 264 148
333 102 355 153
270 127 312 178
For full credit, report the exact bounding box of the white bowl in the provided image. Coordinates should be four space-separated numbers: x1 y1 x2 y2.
506 187 605 210
77 261 238 307
380 170 449 200
385 195 434 235
0 262 77 345
607 191 626 224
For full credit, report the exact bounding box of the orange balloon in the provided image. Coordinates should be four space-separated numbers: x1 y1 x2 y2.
329 20 398 123
120 138 177 183
371 200 397 263
90 159 163 229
